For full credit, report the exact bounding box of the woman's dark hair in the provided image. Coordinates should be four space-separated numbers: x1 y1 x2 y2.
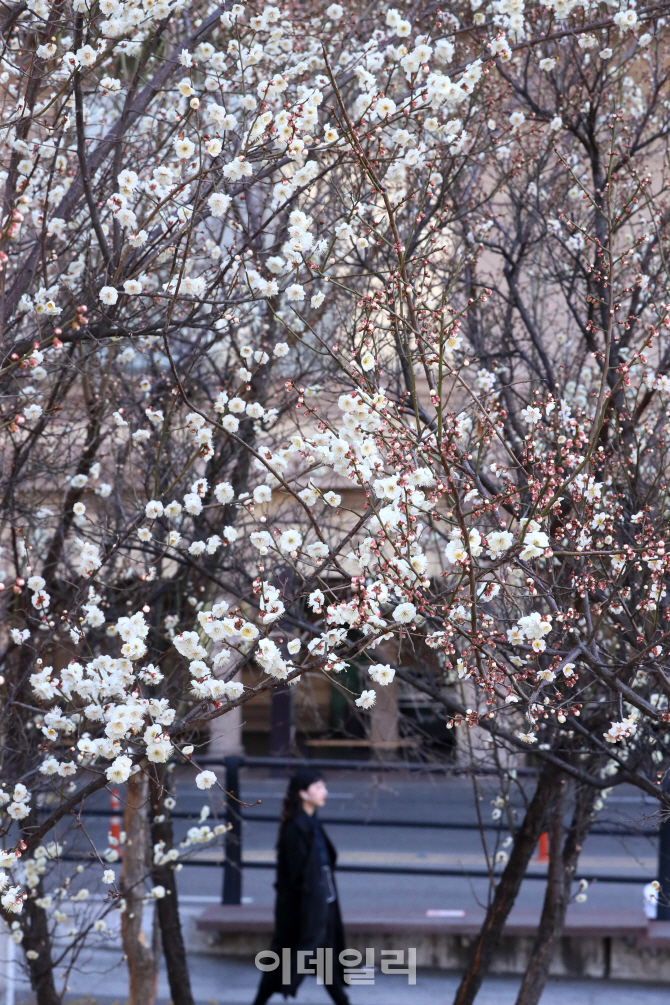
279 768 324 830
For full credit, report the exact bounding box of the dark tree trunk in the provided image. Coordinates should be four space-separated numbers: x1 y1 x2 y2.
514 782 598 1005
21 892 60 1005
514 779 568 1005
150 766 195 1005
5 673 60 1005
452 765 562 1005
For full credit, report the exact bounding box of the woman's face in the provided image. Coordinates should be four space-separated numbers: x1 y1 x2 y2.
299 779 328 811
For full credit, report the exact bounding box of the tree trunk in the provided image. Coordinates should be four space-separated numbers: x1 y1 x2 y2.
514 779 568 1005
21 892 60 1005
3 653 59 1005
150 766 195 1005
514 782 598 1005
121 770 158 1005
14 801 59 1005
452 765 562 1005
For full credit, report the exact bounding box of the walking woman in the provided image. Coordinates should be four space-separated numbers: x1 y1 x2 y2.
252 768 351 1004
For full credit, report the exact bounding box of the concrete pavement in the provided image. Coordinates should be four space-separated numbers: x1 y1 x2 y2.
10 954 670 1005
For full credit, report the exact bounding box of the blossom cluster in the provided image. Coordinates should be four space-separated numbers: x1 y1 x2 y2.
1 0 670 977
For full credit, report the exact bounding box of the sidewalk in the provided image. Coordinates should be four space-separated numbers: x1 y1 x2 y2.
13 954 670 1005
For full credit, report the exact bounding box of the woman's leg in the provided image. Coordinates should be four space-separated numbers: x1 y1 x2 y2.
250 968 276 1005
251 964 306 1004
322 901 350 1005
325 979 351 1005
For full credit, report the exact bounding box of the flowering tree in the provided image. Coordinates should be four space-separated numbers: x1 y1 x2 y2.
3 0 670 1000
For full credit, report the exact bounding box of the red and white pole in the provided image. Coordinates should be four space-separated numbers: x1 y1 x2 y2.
109 788 121 852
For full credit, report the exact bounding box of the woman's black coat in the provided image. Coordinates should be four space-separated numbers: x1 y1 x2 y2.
270 809 346 987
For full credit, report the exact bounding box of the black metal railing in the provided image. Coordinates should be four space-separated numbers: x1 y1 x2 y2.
194 755 665 906
40 755 664 906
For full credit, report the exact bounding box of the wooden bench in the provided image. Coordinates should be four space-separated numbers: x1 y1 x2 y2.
303 739 419 748
195 905 670 979
197 903 651 940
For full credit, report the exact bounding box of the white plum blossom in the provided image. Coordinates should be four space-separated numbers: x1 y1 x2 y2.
106 756 133 783
487 530 513 558
173 632 208 660
195 770 217 789
604 716 638 743
355 690 376 709
99 286 118 305
279 528 302 553
368 664 395 685
208 193 231 218
174 137 195 159
392 602 416 624
518 522 550 560
285 284 305 303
